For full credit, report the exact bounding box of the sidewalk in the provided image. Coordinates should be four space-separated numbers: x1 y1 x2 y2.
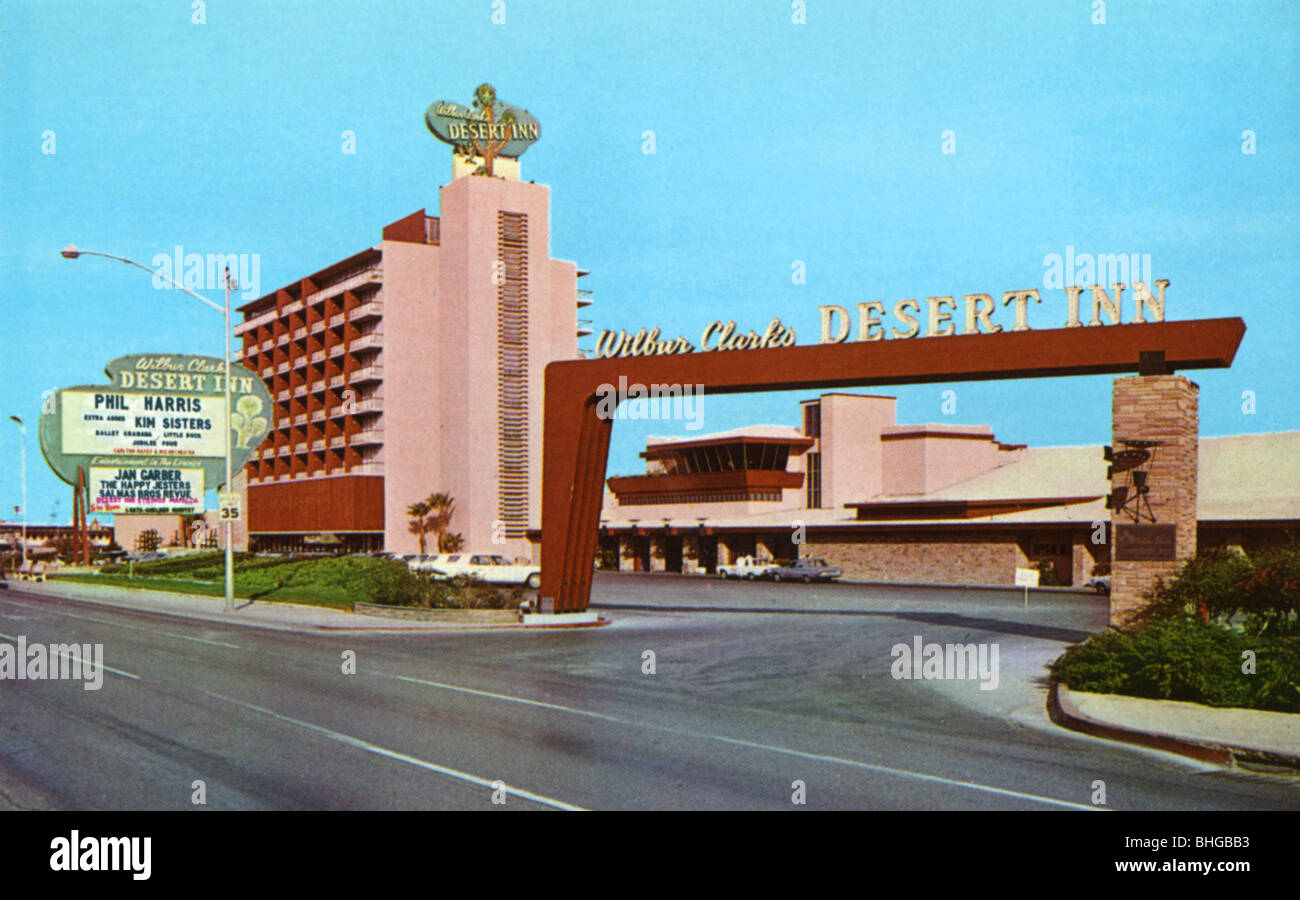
3 577 528 634
1049 681 1300 771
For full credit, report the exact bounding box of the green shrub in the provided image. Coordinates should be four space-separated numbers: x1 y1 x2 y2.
1136 546 1300 635
1052 619 1300 712
453 579 526 610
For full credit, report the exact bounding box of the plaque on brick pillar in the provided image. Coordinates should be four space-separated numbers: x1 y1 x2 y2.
1115 524 1178 561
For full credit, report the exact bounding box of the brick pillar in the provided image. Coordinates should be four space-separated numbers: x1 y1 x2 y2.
682 533 701 573
648 535 667 572
618 535 637 572
1110 375 1198 626
715 537 734 567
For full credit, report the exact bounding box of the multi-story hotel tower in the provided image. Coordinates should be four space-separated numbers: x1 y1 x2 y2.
233 164 586 560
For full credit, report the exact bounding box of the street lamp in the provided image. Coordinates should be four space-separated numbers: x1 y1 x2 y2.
8 416 25 572
61 244 238 612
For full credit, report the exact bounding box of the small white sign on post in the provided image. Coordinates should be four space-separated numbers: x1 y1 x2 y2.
218 492 241 521
1014 566 1039 608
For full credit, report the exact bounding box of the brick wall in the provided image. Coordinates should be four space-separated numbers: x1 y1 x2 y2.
1110 375 1199 625
804 531 1031 585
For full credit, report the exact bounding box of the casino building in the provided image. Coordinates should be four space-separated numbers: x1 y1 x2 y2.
230 142 586 558
120 86 1292 592
598 393 1300 587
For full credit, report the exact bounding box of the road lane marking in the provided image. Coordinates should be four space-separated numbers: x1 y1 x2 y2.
0 631 140 681
0 595 241 649
377 672 1100 811
201 690 586 812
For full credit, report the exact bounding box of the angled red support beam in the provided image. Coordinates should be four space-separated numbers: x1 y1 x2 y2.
541 317 1245 612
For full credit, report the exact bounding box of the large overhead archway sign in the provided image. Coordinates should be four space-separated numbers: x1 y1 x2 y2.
541 317 1245 614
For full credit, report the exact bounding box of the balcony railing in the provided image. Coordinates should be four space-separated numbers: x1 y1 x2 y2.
234 309 277 335
311 439 325 452
350 333 383 352
276 390 289 402
283 299 304 315
350 301 383 321
350 429 384 445
328 374 345 388
310 410 326 423
310 350 325 364
351 365 383 383
328 313 345 328
351 398 383 414
302 268 383 307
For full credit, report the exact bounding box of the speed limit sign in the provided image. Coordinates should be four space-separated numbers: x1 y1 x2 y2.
218 493 242 520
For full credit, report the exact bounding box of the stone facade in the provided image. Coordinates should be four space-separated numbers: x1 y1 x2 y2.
804 531 1032 586
1109 375 1199 626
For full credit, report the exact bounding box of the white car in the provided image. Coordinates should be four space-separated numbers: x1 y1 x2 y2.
717 555 778 580
424 553 542 589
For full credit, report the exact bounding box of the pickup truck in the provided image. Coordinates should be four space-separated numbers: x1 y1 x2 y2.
769 558 842 583
717 555 778 580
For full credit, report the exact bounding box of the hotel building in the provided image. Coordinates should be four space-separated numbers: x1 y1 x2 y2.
600 393 1300 587
229 171 586 559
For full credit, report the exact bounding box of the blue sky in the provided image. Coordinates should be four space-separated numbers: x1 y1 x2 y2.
2 0 1296 525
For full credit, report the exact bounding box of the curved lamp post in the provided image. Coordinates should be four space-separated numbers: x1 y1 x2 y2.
60 245 237 613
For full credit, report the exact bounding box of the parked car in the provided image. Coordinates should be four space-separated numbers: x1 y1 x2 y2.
717 555 778 580
769 558 842 583
424 553 542 589
1086 574 1111 595
397 553 424 571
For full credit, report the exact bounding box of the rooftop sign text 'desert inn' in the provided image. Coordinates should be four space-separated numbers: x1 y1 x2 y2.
425 83 540 178
596 280 1170 358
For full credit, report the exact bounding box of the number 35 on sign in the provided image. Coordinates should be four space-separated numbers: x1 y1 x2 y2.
218 493 241 520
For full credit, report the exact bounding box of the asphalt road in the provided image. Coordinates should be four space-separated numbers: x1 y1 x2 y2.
0 574 1295 810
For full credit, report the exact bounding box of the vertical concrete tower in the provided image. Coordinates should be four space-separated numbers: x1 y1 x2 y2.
434 174 578 560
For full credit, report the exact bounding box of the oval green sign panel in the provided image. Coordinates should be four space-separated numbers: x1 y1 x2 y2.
38 353 273 493
425 83 540 176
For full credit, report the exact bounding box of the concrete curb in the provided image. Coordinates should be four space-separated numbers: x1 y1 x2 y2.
1046 680 1300 771
5 579 610 634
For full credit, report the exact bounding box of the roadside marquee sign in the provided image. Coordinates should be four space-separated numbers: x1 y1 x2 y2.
39 353 273 513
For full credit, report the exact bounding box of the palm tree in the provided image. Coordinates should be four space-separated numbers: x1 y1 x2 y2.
406 500 432 554
442 532 465 553
426 493 457 553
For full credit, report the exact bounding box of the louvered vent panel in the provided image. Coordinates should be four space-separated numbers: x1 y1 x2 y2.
496 212 530 537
